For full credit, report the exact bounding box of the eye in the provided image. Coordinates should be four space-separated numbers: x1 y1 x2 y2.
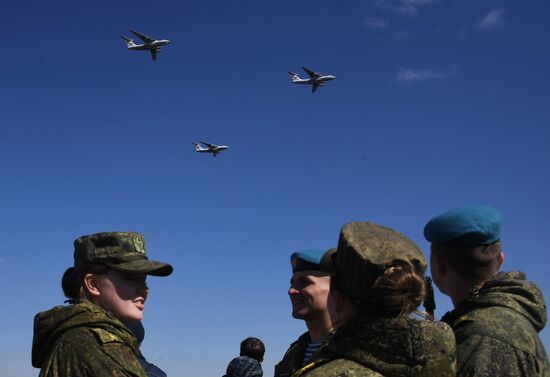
124 273 146 283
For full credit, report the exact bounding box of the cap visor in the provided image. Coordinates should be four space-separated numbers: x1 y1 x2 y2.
107 259 173 277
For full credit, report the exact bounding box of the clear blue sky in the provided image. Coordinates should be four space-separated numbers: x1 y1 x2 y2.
1 0 549 376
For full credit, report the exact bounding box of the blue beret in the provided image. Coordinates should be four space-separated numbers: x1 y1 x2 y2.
424 205 502 246
291 249 329 273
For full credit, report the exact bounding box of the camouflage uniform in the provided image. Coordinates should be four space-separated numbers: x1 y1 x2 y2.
291 222 457 377
274 332 327 377
32 300 146 377
32 232 173 377
292 316 456 377
441 271 550 377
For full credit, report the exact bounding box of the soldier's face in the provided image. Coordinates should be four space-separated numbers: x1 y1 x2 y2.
95 270 149 322
288 271 331 320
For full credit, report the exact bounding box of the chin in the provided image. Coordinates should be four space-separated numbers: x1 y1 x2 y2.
292 311 307 320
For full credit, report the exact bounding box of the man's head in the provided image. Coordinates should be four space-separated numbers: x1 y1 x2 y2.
288 249 335 321
424 205 504 293
240 337 265 363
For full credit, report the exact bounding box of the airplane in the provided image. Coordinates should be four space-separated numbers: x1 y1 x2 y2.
288 67 336 93
192 141 229 157
121 29 170 61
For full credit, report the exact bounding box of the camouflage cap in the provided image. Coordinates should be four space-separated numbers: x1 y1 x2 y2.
73 232 173 276
332 222 426 301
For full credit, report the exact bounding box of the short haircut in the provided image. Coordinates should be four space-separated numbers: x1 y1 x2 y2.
433 241 502 281
240 337 265 362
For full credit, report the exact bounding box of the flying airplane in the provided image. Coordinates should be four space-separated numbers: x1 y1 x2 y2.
121 29 170 61
192 141 229 157
288 67 336 93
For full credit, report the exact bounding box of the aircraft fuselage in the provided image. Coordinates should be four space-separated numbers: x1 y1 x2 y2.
291 75 336 84
128 40 171 50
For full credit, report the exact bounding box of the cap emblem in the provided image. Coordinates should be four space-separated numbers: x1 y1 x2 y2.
133 236 146 255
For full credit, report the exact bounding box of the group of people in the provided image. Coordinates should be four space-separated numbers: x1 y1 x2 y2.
31 205 549 377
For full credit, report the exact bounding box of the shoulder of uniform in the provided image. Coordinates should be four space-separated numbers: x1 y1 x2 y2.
296 358 383 377
451 307 542 354
89 328 126 345
286 332 310 351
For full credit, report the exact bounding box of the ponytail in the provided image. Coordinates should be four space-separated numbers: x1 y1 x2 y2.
361 262 426 317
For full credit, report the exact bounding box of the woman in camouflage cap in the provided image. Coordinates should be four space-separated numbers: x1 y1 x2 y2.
32 232 173 377
293 222 456 377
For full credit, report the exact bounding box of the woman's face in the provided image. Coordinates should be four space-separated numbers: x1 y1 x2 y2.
94 269 149 322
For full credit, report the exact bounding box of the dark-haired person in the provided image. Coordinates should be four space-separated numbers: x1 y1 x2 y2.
425 205 550 377
294 222 456 377
274 249 335 377
223 337 265 377
32 232 173 377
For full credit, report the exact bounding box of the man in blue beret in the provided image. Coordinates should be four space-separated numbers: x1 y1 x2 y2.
425 205 549 377
274 248 336 377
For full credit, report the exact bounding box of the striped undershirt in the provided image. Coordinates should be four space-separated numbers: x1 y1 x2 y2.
302 340 323 364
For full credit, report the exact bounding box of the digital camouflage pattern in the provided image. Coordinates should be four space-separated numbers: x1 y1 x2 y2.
73 232 173 277
275 332 327 377
441 271 550 377
32 300 146 377
292 316 456 377
333 222 427 304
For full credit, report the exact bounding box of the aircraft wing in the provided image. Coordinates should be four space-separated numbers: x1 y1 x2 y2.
130 29 155 43
150 48 161 61
312 84 319 93
200 141 217 148
302 66 321 79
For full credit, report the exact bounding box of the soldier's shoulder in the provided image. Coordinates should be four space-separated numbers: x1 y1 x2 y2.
284 332 310 354
300 359 383 377
452 306 542 354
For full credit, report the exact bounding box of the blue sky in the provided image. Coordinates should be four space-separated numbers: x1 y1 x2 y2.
1 0 549 375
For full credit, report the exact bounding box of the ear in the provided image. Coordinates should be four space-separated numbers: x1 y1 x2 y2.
497 251 504 269
330 289 345 313
432 250 447 275
83 273 101 299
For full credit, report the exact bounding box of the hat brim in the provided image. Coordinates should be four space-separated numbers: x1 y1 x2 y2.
107 259 173 277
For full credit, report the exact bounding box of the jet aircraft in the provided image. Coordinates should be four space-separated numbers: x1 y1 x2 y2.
192 141 228 157
288 67 336 93
121 29 170 61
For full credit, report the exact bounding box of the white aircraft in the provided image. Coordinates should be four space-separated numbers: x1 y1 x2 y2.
288 67 336 93
121 29 170 61
192 141 229 157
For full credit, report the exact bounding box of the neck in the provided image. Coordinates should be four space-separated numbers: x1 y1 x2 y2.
305 313 333 342
448 277 490 307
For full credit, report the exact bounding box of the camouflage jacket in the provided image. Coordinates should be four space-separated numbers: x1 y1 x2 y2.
442 271 550 377
32 301 146 377
292 316 456 377
275 332 328 377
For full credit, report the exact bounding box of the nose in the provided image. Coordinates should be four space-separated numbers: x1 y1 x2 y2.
288 286 299 296
137 283 149 296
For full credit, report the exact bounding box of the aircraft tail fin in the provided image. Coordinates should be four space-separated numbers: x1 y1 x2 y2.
121 36 136 47
288 71 300 82
192 142 202 151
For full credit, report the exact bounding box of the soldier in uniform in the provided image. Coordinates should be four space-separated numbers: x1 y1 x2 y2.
274 249 335 377
32 232 173 377
294 222 457 377
424 205 550 377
